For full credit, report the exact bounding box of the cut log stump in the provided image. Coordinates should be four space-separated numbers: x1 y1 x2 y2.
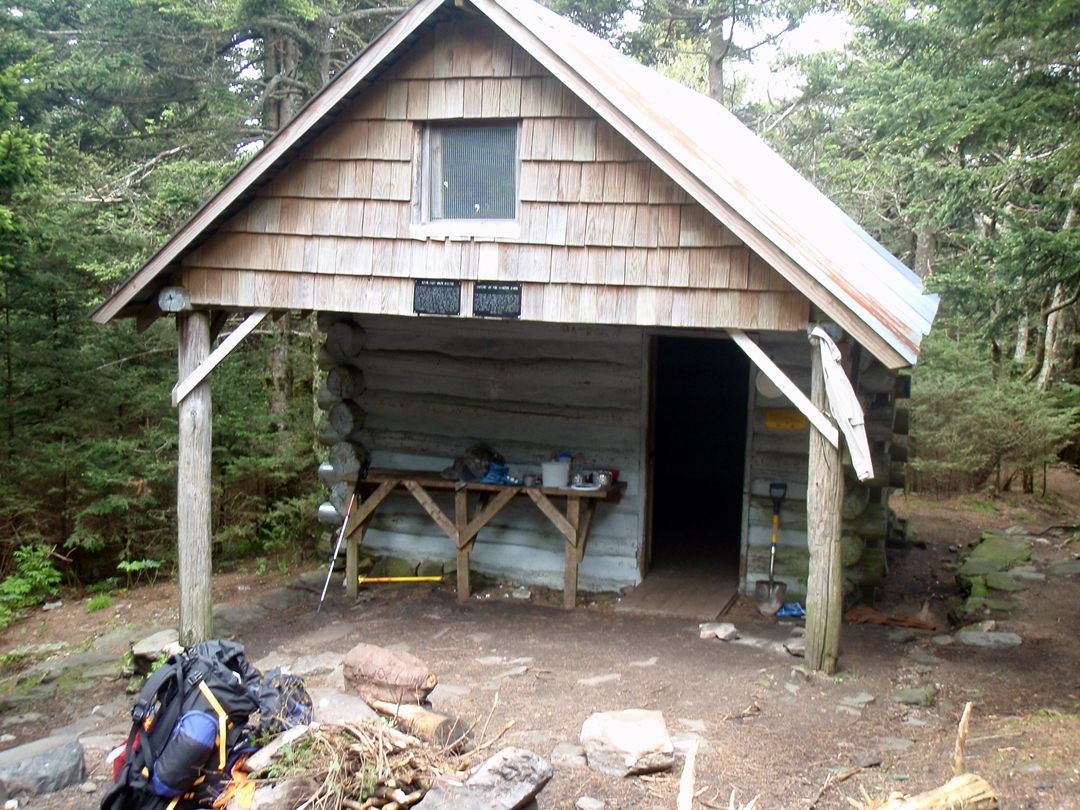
343 643 437 705
369 699 467 748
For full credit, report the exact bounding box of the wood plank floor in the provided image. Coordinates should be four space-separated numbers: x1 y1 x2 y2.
614 561 738 621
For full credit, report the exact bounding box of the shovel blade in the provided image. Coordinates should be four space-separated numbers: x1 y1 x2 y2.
755 580 787 616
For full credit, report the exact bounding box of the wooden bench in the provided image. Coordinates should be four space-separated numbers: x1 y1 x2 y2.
341 469 625 608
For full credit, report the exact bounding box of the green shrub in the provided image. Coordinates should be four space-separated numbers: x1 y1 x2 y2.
86 593 113 612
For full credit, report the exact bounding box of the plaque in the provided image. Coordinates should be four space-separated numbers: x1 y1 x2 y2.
473 282 522 318
413 279 461 316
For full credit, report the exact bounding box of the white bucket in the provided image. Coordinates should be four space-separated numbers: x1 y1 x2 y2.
541 461 570 488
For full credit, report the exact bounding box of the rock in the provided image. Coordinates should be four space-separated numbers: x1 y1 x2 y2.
890 685 937 707
41 600 62 611
931 635 954 646
244 725 311 774
628 657 658 667
909 651 944 666
255 587 314 611
677 718 706 732
955 630 1022 648
576 673 620 686
577 798 605 810
699 622 738 641
670 732 712 757
511 588 531 600
290 652 343 677
288 570 329 592
417 560 444 578
852 750 882 768
78 781 97 794
984 572 1027 592
580 709 674 776
229 776 321 810
343 643 437 705
17 651 120 685
0 737 84 795
550 742 587 769
465 747 552 810
839 693 875 709
1047 559 1080 576
310 690 378 724
430 683 471 701
781 639 807 660
877 737 915 751
369 557 419 578
965 534 1031 570
887 628 918 644
956 559 1005 577
212 604 267 636
131 629 182 671
90 628 143 653
1010 569 1046 581
492 666 529 681
413 781 494 810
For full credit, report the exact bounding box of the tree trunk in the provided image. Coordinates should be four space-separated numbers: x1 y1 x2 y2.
805 339 844 674
1037 284 1063 391
706 24 729 105
1014 312 1028 362
177 311 213 647
914 226 935 278
268 311 292 431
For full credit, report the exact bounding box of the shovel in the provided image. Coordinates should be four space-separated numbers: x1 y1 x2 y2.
755 482 787 616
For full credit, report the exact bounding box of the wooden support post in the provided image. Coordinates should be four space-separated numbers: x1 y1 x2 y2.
177 311 213 647
346 516 372 599
455 489 470 601
805 337 845 674
564 496 581 609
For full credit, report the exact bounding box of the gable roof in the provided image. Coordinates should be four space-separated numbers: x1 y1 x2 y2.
93 0 937 369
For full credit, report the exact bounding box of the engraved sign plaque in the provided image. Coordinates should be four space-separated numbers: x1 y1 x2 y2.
413 279 461 316
473 282 522 318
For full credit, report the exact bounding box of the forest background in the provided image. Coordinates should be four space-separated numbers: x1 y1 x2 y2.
2 0 1079 610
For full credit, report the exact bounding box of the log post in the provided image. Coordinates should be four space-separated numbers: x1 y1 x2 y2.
805 336 844 673
177 311 213 647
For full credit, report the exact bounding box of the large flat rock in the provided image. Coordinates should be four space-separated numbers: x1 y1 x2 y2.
0 737 84 795
580 709 673 776
465 747 552 810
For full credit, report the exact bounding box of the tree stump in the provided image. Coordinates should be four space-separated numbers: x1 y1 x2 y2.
343 643 437 705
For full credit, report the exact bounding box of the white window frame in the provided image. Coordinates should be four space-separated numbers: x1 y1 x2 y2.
410 120 522 240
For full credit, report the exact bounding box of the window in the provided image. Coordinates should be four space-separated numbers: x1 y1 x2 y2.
415 123 519 238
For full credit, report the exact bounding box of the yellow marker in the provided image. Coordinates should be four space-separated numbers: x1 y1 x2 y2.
357 576 443 584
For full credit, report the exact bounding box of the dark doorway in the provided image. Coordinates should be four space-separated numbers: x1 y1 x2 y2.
650 336 750 571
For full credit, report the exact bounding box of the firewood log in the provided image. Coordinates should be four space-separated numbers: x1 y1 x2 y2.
369 700 467 748
878 773 998 810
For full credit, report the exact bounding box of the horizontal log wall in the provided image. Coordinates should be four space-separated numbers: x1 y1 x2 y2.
181 18 809 332
352 315 645 592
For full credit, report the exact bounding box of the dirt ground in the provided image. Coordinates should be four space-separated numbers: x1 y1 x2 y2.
3 470 1080 810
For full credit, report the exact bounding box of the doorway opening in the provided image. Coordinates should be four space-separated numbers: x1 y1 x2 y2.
650 335 750 573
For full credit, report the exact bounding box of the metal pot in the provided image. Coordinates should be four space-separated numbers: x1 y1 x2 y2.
594 470 613 487
571 473 587 486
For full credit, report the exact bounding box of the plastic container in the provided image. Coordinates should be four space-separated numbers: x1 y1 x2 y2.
541 461 570 488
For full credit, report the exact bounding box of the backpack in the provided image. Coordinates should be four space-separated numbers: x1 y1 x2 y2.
101 640 262 810
253 668 313 738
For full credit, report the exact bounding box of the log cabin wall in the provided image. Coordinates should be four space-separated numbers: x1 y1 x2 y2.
180 17 808 333
742 334 904 600
348 314 646 591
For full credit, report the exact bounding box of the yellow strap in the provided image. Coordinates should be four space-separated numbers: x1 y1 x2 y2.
166 798 181 810
197 681 228 770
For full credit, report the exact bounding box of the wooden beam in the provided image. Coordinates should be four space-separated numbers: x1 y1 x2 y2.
136 302 163 334
576 499 597 564
727 328 839 448
526 489 576 541
564 496 581 608
176 311 212 647
171 309 269 406
804 339 844 674
209 311 231 343
405 481 459 543
460 486 519 547
455 489 469 601
344 480 398 542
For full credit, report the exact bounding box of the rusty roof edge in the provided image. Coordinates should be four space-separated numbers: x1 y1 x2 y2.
486 0 937 362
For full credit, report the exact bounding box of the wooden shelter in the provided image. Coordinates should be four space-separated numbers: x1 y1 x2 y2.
94 0 938 671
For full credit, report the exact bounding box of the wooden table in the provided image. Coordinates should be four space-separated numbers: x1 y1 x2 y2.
340 469 625 608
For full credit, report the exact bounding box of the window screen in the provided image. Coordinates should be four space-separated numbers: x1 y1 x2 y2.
429 125 517 220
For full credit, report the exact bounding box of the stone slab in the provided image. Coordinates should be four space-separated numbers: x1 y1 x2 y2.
580 709 673 776
0 737 84 795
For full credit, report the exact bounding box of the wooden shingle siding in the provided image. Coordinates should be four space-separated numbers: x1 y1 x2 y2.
184 18 809 332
